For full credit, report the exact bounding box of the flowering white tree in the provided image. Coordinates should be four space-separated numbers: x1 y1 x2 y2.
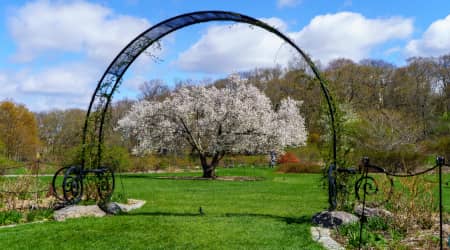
118 79 307 178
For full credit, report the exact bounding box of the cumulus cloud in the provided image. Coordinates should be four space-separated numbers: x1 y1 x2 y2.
406 14 450 57
5 0 157 111
292 12 413 64
175 18 293 74
175 12 413 73
19 63 97 95
26 94 92 111
8 0 150 63
277 0 301 8
0 73 17 99
0 63 95 110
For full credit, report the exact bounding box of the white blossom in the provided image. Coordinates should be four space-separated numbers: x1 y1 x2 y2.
118 79 307 159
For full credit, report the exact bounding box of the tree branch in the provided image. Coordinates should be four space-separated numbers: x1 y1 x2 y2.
177 116 204 154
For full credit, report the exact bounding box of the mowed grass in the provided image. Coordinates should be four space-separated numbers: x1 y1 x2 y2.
0 168 327 250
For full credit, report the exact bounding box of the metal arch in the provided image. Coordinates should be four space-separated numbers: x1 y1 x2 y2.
81 10 338 170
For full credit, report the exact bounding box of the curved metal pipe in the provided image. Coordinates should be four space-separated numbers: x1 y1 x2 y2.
82 10 337 169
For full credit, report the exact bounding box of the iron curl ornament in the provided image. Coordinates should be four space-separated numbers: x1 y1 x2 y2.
354 157 394 207
52 165 114 205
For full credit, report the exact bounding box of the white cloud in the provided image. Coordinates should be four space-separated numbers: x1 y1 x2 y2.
406 14 450 57
4 0 158 111
175 12 413 73
277 0 301 8
19 63 96 95
0 63 95 111
21 93 92 111
0 73 17 99
175 18 293 74
292 12 413 64
8 0 150 63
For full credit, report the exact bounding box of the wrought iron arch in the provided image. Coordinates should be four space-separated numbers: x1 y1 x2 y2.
82 10 337 170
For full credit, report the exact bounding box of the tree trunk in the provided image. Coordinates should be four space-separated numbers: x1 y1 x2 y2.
202 165 216 178
199 153 223 179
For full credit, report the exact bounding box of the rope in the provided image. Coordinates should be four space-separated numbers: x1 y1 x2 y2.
356 157 448 250
0 161 56 171
384 165 439 177
0 189 48 194
354 157 448 249
0 166 24 171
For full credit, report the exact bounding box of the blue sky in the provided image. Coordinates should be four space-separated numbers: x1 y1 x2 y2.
0 0 449 111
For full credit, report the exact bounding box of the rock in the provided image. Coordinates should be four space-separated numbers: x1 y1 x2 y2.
54 205 106 221
117 199 146 212
99 202 123 215
311 227 345 250
443 224 450 235
312 211 359 228
354 204 392 218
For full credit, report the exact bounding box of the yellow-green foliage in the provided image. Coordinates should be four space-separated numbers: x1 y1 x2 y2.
130 154 200 172
276 162 322 173
221 154 268 167
387 175 437 232
123 144 324 172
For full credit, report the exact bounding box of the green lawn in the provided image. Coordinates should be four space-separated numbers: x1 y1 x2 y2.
0 168 328 250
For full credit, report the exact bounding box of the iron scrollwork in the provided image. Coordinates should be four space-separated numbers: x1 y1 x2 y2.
95 167 115 201
354 157 394 207
52 166 115 205
62 166 83 204
327 157 395 210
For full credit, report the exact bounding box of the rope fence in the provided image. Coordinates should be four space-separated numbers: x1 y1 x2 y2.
355 156 449 250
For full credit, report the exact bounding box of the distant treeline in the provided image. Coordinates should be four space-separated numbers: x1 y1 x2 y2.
0 54 448 171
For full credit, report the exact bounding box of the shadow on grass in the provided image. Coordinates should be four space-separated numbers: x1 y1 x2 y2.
118 175 200 180
123 211 312 225
224 213 312 225
123 211 202 217
118 175 264 182
118 175 166 179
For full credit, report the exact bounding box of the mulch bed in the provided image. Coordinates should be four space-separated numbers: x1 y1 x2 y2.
155 176 264 181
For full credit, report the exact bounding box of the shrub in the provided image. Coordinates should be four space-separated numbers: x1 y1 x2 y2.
26 209 53 222
101 146 130 171
0 156 24 175
0 175 48 210
336 216 406 249
337 175 439 249
307 133 321 144
129 153 200 172
422 136 450 160
277 161 322 173
0 209 53 226
222 154 268 167
363 144 426 173
277 152 300 164
385 175 437 232
337 219 388 249
287 144 323 163
62 145 130 172
0 210 23 225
